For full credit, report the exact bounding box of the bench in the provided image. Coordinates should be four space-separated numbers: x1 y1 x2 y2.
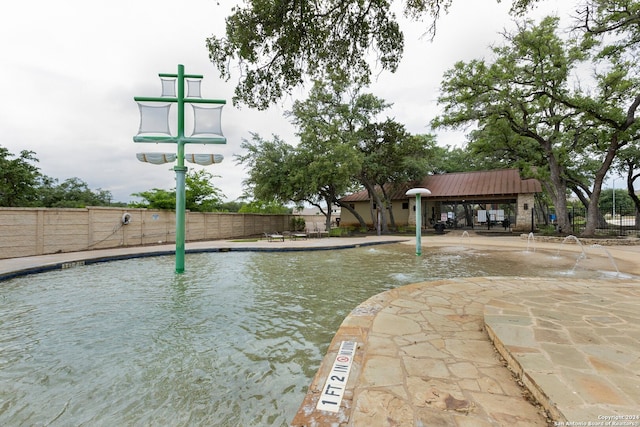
265 232 285 242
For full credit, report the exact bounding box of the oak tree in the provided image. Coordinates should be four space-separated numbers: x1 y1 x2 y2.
206 0 541 109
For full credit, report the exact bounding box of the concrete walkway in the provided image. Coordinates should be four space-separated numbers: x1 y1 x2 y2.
1 233 639 426
0 235 406 280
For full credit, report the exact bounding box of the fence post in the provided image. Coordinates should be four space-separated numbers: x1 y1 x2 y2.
619 210 624 236
530 208 535 233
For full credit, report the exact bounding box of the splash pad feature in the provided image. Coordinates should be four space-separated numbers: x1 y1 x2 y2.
293 235 640 425
584 244 620 275
547 234 623 277
405 188 431 256
133 64 227 273
556 234 587 259
0 238 637 425
526 231 536 252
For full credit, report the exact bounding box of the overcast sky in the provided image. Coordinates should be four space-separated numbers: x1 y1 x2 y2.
1 0 577 203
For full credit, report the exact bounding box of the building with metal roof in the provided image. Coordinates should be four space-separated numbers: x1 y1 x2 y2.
339 169 542 232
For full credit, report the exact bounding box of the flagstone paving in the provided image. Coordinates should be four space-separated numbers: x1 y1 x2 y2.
291 276 640 426
485 284 640 423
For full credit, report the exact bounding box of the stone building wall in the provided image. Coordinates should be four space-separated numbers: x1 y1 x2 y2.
515 193 536 232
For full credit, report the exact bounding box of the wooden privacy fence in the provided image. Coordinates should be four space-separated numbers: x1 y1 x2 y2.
0 207 294 259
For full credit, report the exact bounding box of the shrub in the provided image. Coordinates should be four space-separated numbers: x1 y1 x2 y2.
329 228 343 237
539 225 557 236
290 217 306 231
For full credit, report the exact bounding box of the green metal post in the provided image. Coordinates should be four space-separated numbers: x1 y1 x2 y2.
415 194 422 256
406 188 430 256
134 64 227 273
175 64 187 274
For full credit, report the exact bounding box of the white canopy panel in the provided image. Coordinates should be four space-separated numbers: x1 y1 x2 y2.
136 152 176 165
136 103 172 135
186 79 202 98
161 78 176 97
191 105 223 136
185 154 224 165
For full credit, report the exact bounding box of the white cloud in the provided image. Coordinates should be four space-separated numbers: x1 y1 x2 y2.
0 0 576 203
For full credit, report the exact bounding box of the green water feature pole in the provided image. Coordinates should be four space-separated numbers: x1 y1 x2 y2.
406 188 431 256
134 64 226 273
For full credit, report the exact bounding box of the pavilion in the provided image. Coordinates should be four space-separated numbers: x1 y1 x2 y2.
339 169 542 232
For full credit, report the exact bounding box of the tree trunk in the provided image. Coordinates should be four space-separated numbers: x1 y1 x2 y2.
368 197 387 234
625 163 640 231
543 148 571 233
363 180 389 234
310 199 334 233
323 195 333 232
581 135 619 236
368 199 376 231
625 160 640 230
463 203 473 228
534 197 546 226
568 183 607 231
337 201 367 229
381 186 396 230
373 193 388 234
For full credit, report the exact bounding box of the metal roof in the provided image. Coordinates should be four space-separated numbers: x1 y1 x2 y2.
340 169 542 202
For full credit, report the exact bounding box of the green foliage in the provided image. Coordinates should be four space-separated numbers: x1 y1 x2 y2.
287 77 369 206
130 188 175 210
358 119 436 185
0 146 43 206
328 227 345 237
397 225 416 234
538 224 558 236
1 146 115 208
290 217 306 231
39 177 113 208
207 0 403 109
236 75 444 232
580 0 640 62
130 170 225 211
431 12 640 235
215 201 244 212
185 170 225 212
235 133 299 204
598 188 635 214
206 0 543 108
433 17 581 230
237 200 291 214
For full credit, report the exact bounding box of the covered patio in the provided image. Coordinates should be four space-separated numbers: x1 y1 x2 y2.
339 169 542 232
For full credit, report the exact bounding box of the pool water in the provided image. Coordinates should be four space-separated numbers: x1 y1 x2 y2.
0 243 627 426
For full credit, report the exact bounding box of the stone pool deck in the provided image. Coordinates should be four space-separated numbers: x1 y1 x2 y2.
291 234 640 427
292 277 640 426
1 233 639 426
